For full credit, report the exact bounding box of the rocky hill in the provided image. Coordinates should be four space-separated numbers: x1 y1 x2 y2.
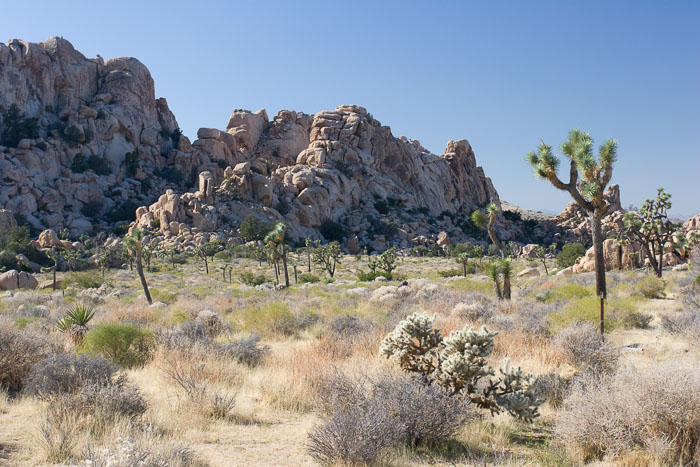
1 37 500 250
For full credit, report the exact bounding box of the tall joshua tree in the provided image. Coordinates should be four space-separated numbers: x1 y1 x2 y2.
527 129 617 334
265 222 290 287
471 203 505 257
124 229 152 305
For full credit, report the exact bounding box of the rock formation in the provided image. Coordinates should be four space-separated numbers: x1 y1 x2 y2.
133 105 500 249
1 37 500 250
0 37 207 234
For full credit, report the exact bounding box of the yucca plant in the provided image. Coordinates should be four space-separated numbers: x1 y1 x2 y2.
471 202 505 257
501 258 512 300
56 304 96 346
487 262 502 300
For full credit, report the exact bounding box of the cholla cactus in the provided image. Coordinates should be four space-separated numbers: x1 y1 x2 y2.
379 312 441 375
381 313 543 422
434 326 497 395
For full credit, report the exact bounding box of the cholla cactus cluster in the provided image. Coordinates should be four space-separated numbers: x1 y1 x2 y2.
380 312 544 422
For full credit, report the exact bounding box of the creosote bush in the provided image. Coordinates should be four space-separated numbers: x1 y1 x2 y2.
380 312 543 422
308 371 474 465
81 322 154 368
554 322 619 375
556 362 700 465
635 274 666 298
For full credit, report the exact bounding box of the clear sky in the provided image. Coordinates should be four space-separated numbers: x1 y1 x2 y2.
4 1 699 216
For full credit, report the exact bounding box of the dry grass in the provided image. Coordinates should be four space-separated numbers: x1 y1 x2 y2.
0 255 698 465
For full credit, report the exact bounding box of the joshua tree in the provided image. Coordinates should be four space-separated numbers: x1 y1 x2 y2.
535 243 557 275
456 252 470 277
195 241 220 275
527 129 617 335
472 244 485 265
376 246 397 277
305 237 319 273
124 229 152 305
471 203 506 257
265 222 290 287
487 262 502 300
501 258 512 300
313 241 342 278
620 188 699 277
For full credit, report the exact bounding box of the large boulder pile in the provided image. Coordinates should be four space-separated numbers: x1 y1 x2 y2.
0 37 209 234
135 105 501 249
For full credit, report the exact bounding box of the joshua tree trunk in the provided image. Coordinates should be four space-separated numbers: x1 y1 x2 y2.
203 257 209 274
503 275 511 300
493 280 502 300
588 212 607 299
307 246 311 272
487 222 506 258
281 244 290 287
135 254 152 305
294 264 298 283
462 262 467 277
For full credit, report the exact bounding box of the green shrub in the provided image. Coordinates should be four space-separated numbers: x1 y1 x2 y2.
124 151 139 177
154 166 184 184
320 219 346 242
551 296 638 332
374 199 389 214
240 271 267 286
81 200 104 218
106 201 139 223
556 243 586 269
81 323 154 368
635 275 665 299
622 311 653 329
63 124 84 146
236 302 298 337
438 268 462 278
357 270 391 282
62 272 103 290
298 273 320 284
0 104 39 147
239 215 273 242
150 289 177 305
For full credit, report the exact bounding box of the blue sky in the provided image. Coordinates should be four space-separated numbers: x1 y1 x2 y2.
4 1 699 216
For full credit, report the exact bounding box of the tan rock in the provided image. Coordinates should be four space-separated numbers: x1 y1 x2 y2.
38 229 61 248
437 231 450 247
517 267 540 277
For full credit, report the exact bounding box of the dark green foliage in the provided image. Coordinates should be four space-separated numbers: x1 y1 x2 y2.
458 217 487 241
154 166 184 184
374 198 389 214
0 104 39 147
124 151 139 177
622 311 653 329
239 214 273 242
503 210 522 222
106 201 139 223
140 177 152 194
0 226 50 271
63 124 84 147
556 243 586 269
437 268 462 278
70 155 111 175
275 199 290 216
81 200 104 218
320 219 346 242
370 218 398 240
298 273 321 284
81 323 154 368
240 271 268 286
356 270 392 281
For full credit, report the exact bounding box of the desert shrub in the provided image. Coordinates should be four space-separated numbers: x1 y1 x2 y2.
320 219 346 242
221 333 270 367
81 323 154 368
660 308 700 341
307 395 400 466
239 271 267 286
550 295 637 331
622 310 653 329
62 271 104 289
374 198 389 214
309 372 474 465
150 288 177 305
356 270 391 281
0 104 39 147
556 363 700 464
236 302 299 337
24 354 116 397
327 315 375 339
194 309 227 336
554 322 619 375
438 268 462 278
154 166 184 184
84 435 206 467
0 321 57 392
0 225 51 269
298 273 320 284
531 372 570 408
80 381 148 420
275 199 290 215
124 150 139 177
556 242 585 269
38 398 81 462
73 155 111 175
635 274 666 298
81 200 104 218
380 312 543 421
239 214 272 242
106 200 139 223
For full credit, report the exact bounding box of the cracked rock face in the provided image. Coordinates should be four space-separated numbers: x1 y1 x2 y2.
1 37 500 249
135 104 502 249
